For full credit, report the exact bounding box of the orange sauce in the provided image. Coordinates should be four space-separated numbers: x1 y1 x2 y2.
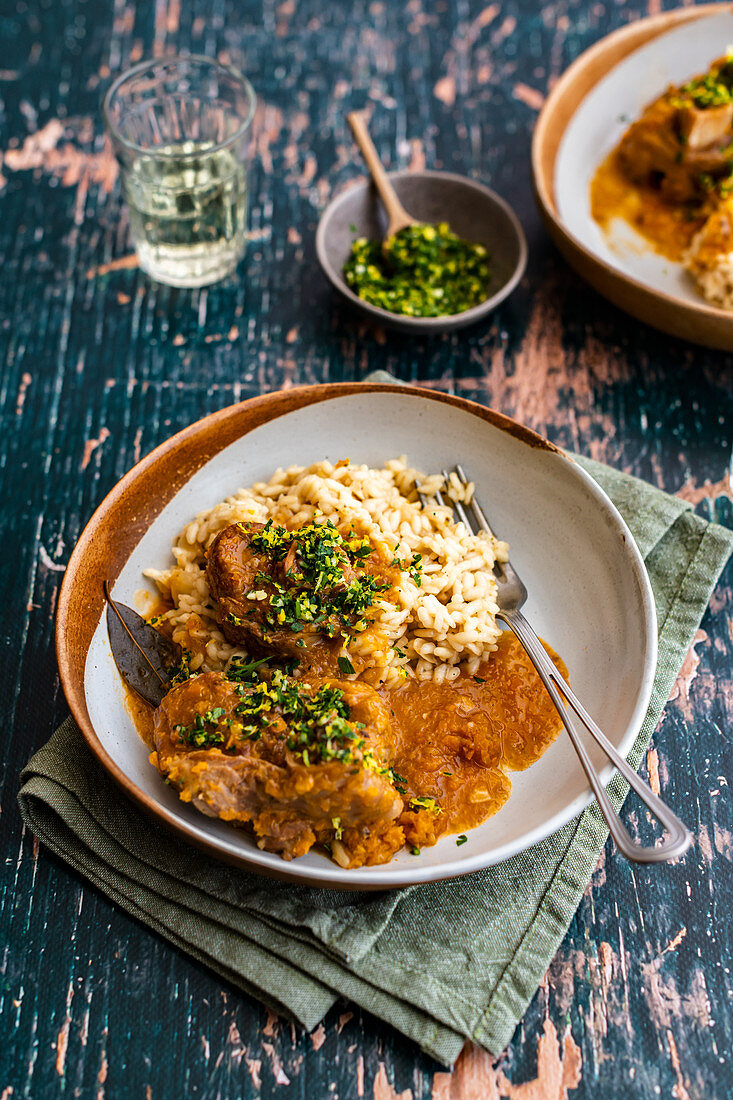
385 632 567 835
124 688 156 748
590 148 705 263
126 631 567 842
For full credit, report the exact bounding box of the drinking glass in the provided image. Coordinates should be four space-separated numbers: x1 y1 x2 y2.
103 56 256 288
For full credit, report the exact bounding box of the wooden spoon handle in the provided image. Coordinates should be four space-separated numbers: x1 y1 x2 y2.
347 111 415 238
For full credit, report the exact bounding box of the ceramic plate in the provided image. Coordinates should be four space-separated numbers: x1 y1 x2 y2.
532 4 733 350
57 384 657 889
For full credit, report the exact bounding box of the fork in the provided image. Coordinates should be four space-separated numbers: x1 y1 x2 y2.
418 464 692 864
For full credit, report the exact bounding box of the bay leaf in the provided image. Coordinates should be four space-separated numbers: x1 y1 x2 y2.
104 582 181 707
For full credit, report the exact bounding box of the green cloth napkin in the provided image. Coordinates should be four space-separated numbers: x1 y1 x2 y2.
18 452 733 1066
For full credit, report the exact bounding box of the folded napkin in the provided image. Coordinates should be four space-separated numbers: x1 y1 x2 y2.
19 446 733 1066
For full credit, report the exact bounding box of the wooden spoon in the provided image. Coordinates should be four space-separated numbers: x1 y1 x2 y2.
347 111 419 242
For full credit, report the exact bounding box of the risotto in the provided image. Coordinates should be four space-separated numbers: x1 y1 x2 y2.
144 457 510 688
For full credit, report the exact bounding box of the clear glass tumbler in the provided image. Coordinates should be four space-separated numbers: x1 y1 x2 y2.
103 56 256 288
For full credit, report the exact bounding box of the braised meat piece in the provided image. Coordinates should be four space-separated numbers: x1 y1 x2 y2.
618 59 733 204
206 519 386 657
618 96 731 203
152 669 404 864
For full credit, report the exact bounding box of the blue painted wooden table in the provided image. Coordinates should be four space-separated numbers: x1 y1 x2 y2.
1 1 732 1096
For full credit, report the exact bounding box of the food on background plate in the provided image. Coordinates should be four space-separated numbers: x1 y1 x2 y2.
125 458 566 868
343 223 491 317
684 196 733 307
591 53 733 307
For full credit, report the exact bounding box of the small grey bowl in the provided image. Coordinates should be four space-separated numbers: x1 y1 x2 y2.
315 170 528 334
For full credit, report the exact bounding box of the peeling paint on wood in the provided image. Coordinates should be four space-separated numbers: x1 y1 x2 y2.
0 1 731 1098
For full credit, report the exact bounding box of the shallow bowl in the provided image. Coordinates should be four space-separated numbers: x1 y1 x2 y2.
315 171 527 333
57 383 656 890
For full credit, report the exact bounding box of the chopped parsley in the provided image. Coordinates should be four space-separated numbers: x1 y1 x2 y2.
337 655 356 675
391 551 423 588
456 834 468 846
676 57 733 109
236 519 388 640
225 656 270 683
174 710 226 749
223 670 370 766
409 795 442 815
168 649 193 686
408 553 423 587
409 846 421 856
388 768 407 795
343 222 492 318
278 676 369 765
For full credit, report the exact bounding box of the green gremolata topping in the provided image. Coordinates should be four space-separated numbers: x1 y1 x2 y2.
343 222 491 318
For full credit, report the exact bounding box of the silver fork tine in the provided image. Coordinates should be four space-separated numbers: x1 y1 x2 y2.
419 475 461 516
440 462 692 865
440 468 473 530
454 464 516 587
416 482 444 509
454 463 493 535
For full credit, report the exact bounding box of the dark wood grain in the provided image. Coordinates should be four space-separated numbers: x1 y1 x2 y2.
0 0 731 1097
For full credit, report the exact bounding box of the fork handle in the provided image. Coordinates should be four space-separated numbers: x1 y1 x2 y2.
497 609 693 863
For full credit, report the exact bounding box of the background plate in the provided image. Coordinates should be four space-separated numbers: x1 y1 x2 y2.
532 3 733 349
556 10 733 305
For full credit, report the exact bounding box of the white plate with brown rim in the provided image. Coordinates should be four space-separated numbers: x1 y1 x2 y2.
532 3 733 350
57 383 657 890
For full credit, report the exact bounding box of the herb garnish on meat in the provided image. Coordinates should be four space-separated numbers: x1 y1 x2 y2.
174 709 227 748
676 57 733 109
222 670 369 765
408 795 442 815
234 519 389 640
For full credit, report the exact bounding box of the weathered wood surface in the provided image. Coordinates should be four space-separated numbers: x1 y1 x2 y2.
1 0 731 1097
